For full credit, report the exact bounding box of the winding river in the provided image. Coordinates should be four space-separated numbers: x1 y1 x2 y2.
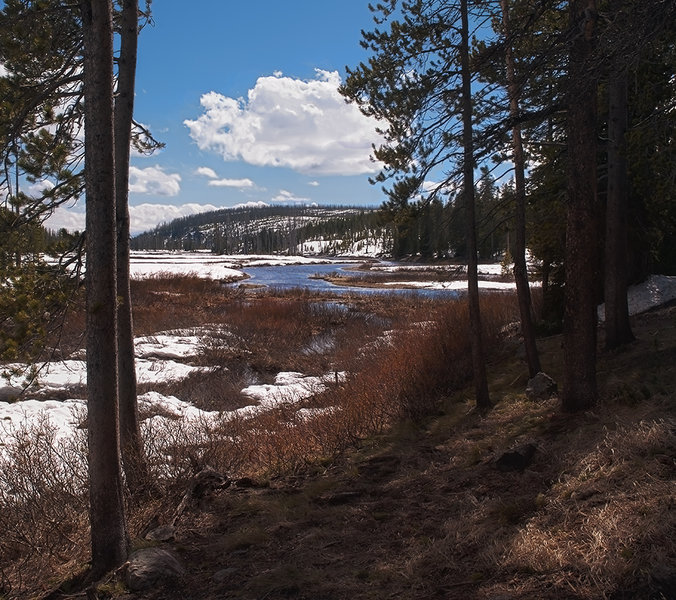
238 263 460 298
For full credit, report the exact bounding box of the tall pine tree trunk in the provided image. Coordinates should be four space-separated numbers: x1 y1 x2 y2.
501 0 541 378
604 66 633 349
562 0 599 412
115 0 147 491
81 0 128 577
461 0 490 411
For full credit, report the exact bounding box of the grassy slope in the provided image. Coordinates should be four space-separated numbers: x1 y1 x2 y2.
127 302 675 600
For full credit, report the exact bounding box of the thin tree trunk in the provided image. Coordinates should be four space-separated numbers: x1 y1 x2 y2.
604 66 633 349
501 0 541 378
461 0 490 411
81 0 128 577
562 0 599 412
115 0 147 491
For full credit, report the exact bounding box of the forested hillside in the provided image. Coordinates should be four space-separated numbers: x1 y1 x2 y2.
130 204 390 256
130 190 515 260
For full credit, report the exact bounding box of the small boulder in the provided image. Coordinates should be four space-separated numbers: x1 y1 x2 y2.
495 443 537 472
0 386 22 402
526 372 557 401
125 548 185 591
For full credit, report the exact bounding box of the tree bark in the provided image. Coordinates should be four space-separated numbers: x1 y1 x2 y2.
562 0 599 412
81 0 128 577
500 0 542 378
115 0 147 491
461 0 490 411
604 66 634 349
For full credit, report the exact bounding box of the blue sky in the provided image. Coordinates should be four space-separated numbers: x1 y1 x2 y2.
47 1 388 234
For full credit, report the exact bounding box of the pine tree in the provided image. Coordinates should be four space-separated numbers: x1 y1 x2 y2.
341 0 492 409
80 0 129 576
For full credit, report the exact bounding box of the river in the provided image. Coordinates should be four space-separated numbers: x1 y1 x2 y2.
237 262 461 298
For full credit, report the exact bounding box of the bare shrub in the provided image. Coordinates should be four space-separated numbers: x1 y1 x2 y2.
0 414 89 596
130 274 239 335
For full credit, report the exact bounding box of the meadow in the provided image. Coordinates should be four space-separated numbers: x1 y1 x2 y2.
0 271 520 596
1 267 674 599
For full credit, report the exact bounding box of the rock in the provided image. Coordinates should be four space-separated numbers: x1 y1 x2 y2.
0 386 22 402
125 548 185 591
495 443 537 472
192 467 230 497
526 372 557 401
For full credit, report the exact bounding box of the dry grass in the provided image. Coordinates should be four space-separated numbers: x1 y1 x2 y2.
503 413 676 598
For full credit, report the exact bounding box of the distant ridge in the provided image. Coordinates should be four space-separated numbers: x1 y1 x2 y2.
131 204 391 257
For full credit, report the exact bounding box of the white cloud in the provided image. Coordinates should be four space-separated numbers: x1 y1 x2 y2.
129 202 219 233
129 165 181 196
184 69 384 176
233 201 270 210
44 203 86 233
44 201 222 235
308 181 320 187
27 179 56 198
271 189 310 203
195 166 218 178
208 177 255 189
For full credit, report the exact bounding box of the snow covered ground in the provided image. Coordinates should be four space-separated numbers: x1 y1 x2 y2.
129 250 353 281
0 329 345 453
2 250 674 458
597 274 676 320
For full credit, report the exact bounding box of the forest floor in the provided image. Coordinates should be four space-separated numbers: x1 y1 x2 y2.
92 300 676 600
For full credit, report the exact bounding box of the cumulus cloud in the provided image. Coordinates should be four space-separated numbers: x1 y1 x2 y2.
208 177 255 189
129 165 181 196
129 202 219 233
195 166 218 178
271 189 310 203
308 181 320 187
233 201 270 210
45 201 222 235
27 179 56 198
184 69 384 176
44 203 86 233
